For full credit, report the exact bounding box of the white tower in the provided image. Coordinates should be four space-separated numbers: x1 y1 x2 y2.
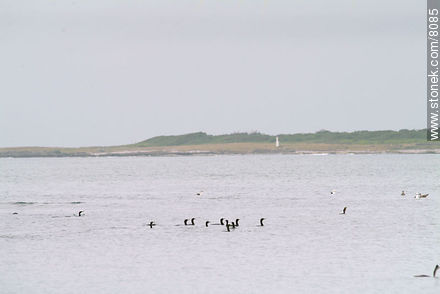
275 136 280 147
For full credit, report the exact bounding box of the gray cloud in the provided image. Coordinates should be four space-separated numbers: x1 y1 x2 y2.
0 0 424 147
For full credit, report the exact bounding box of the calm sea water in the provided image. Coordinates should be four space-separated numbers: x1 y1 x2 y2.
1 154 439 293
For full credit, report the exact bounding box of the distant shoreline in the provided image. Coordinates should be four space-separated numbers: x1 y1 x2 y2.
1 142 439 158
2 130 439 157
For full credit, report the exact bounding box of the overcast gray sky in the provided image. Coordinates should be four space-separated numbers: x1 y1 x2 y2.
0 0 424 147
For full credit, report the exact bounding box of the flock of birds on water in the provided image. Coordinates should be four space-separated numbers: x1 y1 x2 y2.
140 190 357 231
401 190 429 199
139 190 429 232
147 217 264 232
62 189 434 232
11 189 436 278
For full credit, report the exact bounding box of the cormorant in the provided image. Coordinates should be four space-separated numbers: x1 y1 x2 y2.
414 265 439 278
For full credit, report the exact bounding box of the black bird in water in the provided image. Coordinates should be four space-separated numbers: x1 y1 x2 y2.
205 221 210 227
78 211 84 216
225 220 234 232
148 221 156 228
224 219 233 231
414 265 439 278
340 207 347 215
259 218 265 226
235 219 240 227
401 190 405 196
184 218 195 226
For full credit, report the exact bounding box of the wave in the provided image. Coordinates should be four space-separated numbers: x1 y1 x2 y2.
12 201 35 205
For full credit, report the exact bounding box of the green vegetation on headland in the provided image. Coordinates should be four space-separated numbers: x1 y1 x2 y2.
134 129 428 147
1 129 439 158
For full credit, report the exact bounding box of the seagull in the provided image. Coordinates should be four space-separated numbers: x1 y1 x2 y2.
78 211 84 216
330 190 336 195
415 193 429 199
196 191 204 196
340 207 347 215
414 265 439 278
